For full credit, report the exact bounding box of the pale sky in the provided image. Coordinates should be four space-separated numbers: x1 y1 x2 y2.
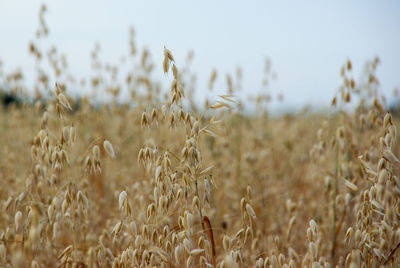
0 0 399 110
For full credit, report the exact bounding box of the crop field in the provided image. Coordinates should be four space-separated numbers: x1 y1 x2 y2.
0 4 400 268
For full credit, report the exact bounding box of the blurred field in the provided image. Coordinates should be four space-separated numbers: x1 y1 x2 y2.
0 4 400 268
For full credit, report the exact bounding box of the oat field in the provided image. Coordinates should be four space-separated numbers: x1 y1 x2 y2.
0 5 399 268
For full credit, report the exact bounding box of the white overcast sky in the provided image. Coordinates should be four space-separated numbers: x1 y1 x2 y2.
0 0 399 109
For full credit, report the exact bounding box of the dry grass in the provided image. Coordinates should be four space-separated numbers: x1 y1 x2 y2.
0 4 399 268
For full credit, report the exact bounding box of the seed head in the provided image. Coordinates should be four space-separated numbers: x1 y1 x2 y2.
103 140 116 159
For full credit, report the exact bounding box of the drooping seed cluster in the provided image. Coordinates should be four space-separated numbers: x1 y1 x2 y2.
0 5 400 267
